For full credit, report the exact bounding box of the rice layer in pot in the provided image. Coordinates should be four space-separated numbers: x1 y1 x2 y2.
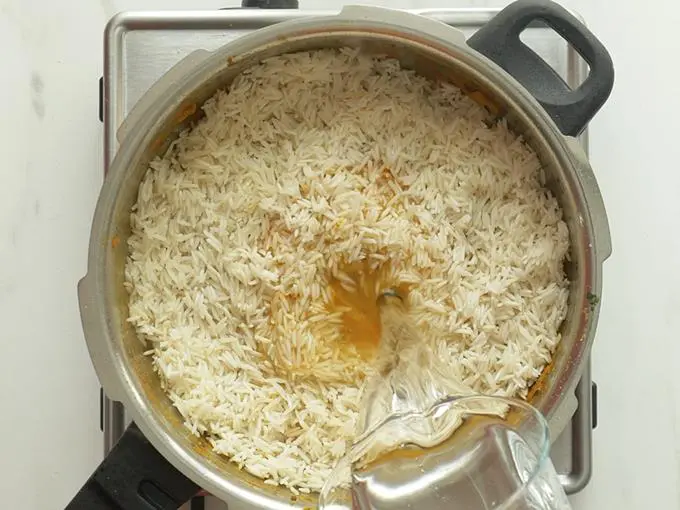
125 48 569 494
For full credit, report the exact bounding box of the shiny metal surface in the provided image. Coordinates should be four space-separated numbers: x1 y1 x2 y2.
90 7 608 507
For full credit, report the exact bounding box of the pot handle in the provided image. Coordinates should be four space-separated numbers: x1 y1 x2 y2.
241 0 299 7
467 0 614 136
65 423 199 510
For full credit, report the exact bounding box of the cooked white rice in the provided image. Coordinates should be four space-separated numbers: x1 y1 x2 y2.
125 48 569 493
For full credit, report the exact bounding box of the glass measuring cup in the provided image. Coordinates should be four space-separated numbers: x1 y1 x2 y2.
319 395 571 510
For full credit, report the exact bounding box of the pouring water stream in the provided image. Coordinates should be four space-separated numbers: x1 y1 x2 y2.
319 289 572 510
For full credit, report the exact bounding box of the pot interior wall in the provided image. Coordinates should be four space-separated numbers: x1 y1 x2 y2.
104 31 590 505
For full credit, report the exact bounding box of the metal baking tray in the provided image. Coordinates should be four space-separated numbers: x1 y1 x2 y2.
100 8 596 503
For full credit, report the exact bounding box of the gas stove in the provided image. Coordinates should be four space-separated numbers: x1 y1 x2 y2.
98 8 598 508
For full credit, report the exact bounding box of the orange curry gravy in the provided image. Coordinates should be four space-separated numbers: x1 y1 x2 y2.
327 261 412 358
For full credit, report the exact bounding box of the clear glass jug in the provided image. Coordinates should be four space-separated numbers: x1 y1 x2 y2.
319 394 572 510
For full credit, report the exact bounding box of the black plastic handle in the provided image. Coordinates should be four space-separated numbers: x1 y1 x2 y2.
467 0 614 137
66 423 199 510
240 0 299 8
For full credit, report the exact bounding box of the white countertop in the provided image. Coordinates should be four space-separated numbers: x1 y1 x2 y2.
1 0 677 508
